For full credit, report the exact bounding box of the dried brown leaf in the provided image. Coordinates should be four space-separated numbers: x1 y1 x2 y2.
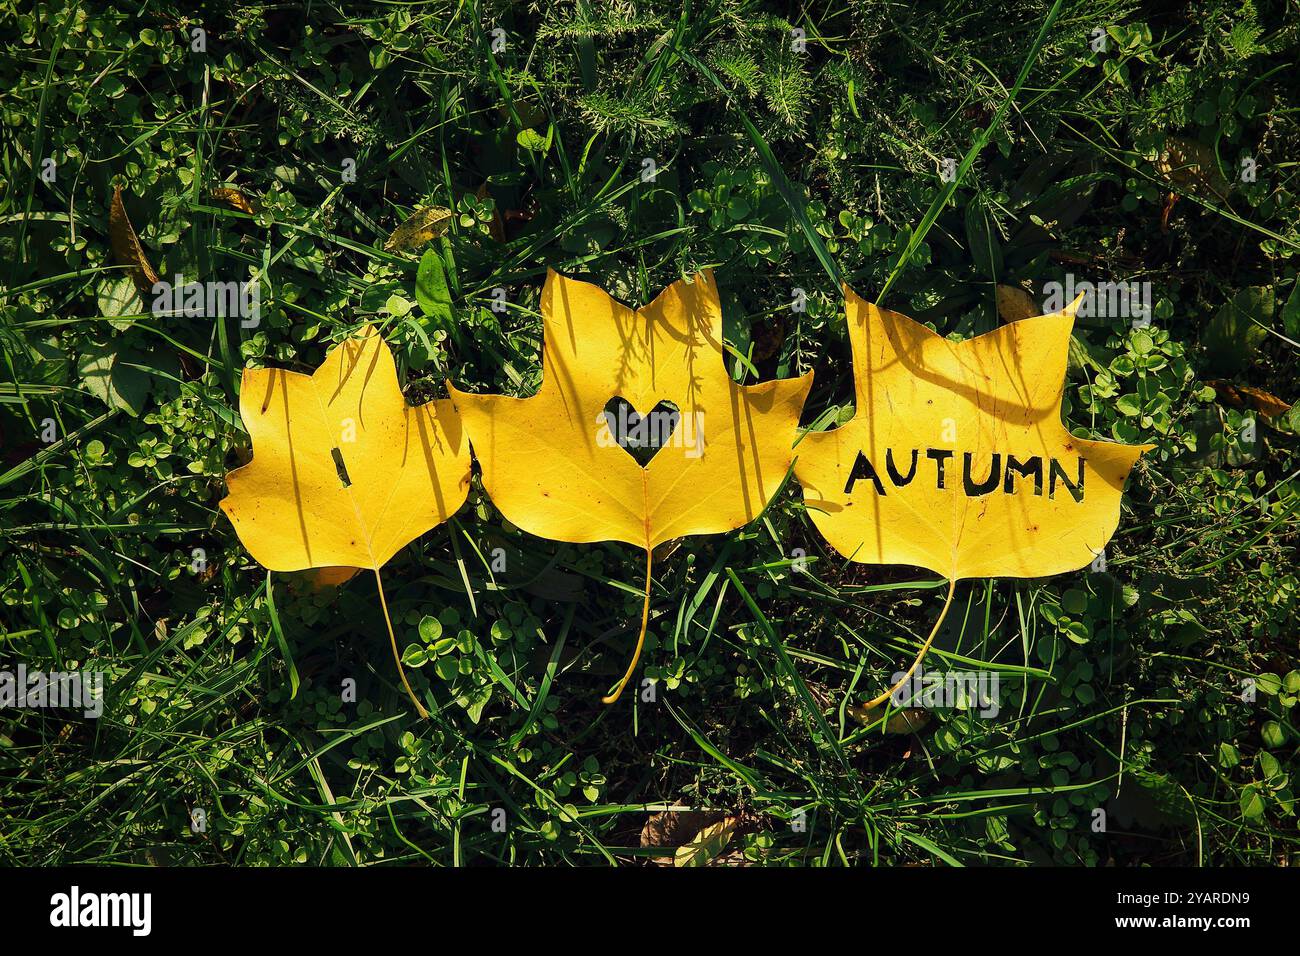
109 186 160 293
641 807 725 849
1207 380 1293 419
210 186 257 214
1154 136 1232 202
995 284 1038 323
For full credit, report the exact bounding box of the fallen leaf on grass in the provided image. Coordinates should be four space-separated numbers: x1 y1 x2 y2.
795 288 1149 580
795 290 1150 712
451 272 812 552
640 808 726 851
1154 136 1231 202
220 326 472 715
1206 381 1293 420
995 284 1038 323
109 186 160 293
210 186 257 214
450 271 812 702
221 326 472 569
674 817 740 867
639 808 740 867
384 206 453 253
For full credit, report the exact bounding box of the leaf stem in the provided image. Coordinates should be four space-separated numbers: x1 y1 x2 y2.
864 578 957 710
374 569 430 718
602 548 653 705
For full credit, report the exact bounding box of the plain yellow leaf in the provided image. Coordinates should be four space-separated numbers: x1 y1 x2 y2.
449 270 813 552
795 288 1149 580
221 325 471 572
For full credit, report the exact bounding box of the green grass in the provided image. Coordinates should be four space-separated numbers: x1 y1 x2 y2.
0 0 1297 866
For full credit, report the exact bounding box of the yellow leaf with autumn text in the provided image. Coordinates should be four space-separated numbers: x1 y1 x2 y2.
795 288 1149 581
450 270 812 700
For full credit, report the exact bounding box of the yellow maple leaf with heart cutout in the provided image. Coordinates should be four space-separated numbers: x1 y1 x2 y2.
450 270 813 702
796 288 1149 580
221 325 472 715
795 288 1149 707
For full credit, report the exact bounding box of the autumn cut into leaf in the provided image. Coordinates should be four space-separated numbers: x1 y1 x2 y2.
795 289 1150 705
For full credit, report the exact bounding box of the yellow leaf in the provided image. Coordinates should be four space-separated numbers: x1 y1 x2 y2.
450 271 812 700
210 186 257 214
384 206 453 253
995 284 1038 323
309 566 361 589
109 186 160 293
220 327 471 716
222 326 470 569
847 702 931 733
673 817 739 868
795 288 1149 582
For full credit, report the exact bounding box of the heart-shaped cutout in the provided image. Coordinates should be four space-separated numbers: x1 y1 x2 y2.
600 397 682 467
